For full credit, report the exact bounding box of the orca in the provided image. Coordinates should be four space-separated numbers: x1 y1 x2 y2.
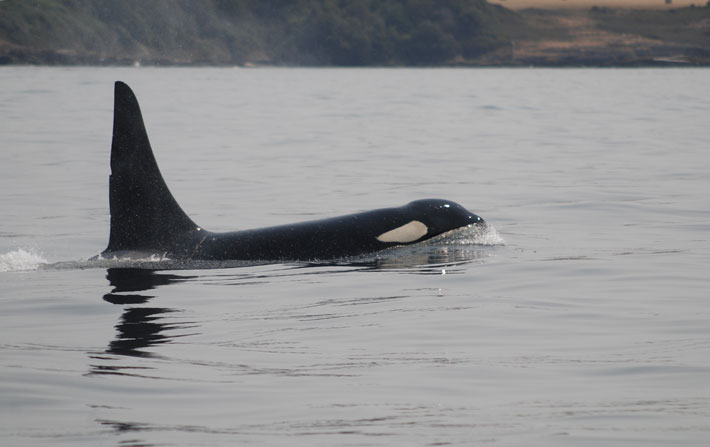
100 81 485 262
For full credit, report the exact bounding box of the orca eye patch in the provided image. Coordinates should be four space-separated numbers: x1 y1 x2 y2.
376 220 428 243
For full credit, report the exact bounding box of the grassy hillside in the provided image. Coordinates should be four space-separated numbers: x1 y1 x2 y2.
503 5 710 66
0 0 513 65
591 6 710 49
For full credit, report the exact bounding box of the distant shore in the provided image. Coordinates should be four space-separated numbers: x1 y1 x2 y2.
487 0 708 9
498 5 710 66
1 0 708 67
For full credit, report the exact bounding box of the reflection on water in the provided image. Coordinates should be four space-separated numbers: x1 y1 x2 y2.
87 241 493 377
102 268 192 304
106 307 181 357
88 269 198 376
365 245 492 273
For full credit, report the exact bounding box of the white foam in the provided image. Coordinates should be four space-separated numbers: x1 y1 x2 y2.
0 249 48 272
474 225 506 246
433 224 505 246
96 252 172 263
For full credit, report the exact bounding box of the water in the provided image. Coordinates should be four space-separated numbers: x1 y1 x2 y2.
1 67 709 446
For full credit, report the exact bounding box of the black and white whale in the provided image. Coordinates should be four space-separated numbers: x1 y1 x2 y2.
100 81 485 262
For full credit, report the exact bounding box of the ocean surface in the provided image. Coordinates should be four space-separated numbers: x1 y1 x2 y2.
1 67 709 446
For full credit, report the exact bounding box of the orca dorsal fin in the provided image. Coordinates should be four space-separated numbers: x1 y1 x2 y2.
105 81 199 253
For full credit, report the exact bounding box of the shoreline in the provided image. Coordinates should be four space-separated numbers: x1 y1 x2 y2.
487 0 708 9
1 4 708 67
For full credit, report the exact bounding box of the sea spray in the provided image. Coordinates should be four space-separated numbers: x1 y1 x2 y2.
0 249 47 272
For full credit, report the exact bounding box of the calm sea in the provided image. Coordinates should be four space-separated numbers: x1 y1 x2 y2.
1 67 709 446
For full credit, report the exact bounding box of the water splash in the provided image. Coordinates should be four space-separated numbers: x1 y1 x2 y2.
0 249 48 272
472 224 505 246
431 224 505 246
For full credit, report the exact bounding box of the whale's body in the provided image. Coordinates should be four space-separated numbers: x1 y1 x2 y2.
101 82 484 262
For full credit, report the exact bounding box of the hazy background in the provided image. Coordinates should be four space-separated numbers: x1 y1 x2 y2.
1 0 708 66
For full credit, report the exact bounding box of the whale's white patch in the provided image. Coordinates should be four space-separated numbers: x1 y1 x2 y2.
376 220 428 243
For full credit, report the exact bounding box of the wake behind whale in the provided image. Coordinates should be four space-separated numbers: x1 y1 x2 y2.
100 81 488 263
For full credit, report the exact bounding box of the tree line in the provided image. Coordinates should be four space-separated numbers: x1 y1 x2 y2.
0 0 513 65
